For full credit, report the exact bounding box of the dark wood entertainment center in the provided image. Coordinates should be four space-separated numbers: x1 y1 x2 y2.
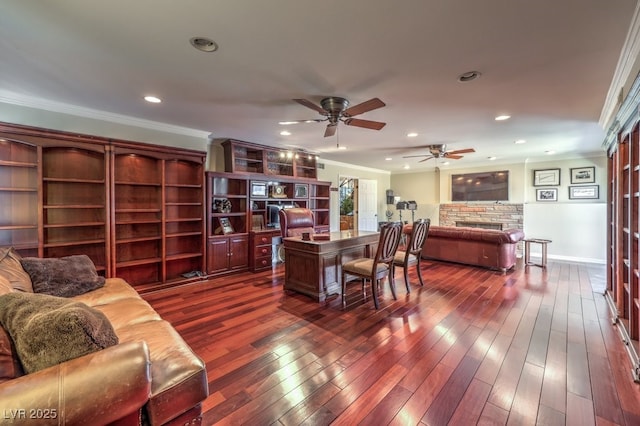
207 139 331 276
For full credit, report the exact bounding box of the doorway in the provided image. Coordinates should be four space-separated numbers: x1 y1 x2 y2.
338 177 378 232
339 177 356 231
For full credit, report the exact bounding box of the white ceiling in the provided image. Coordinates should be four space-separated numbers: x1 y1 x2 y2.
0 1 637 171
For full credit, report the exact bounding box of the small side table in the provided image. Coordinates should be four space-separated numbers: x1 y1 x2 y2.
524 238 552 268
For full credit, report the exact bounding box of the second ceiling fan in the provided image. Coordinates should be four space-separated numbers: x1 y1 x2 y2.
283 97 386 137
403 144 475 162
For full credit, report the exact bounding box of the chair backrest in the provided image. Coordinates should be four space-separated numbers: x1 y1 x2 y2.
279 207 315 238
374 222 403 265
407 219 430 256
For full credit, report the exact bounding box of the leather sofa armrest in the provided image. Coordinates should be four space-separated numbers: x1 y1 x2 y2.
0 341 151 425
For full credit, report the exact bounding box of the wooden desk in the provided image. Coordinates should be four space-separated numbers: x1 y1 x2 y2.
283 231 379 302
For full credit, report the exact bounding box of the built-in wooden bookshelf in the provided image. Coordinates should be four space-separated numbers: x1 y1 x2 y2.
0 137 39 257
605 73 640 380
0 122 206 292
42 145 108 273
222 139 318 179
206 170 331 274
206 172 249 276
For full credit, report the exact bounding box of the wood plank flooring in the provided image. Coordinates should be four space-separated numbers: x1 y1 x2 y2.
143 259 640 425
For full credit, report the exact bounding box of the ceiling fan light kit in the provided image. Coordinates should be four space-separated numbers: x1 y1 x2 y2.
288 96 387 137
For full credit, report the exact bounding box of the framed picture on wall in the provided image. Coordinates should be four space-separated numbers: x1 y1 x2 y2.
569 185 599 200
533 168 561 186
570 166 595 184
536 188 558 201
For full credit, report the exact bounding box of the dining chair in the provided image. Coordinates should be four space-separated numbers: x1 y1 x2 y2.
392 219 430 292
341 222 402 309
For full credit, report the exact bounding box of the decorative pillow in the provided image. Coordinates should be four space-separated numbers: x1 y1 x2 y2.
0 292 118 373
20 255 105 297
0 247 33 293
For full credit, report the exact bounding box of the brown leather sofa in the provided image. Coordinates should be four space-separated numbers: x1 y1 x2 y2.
279 207 315 238
0 276 208 425
422 226 525 271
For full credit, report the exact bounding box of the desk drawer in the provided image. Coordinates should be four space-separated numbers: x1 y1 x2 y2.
253 234 273 246
253 244 272 258
254 256 272 270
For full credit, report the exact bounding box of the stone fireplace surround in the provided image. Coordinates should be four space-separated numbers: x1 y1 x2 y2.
439 203 524 230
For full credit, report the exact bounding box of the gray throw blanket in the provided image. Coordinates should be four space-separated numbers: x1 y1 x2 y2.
0 292 118 373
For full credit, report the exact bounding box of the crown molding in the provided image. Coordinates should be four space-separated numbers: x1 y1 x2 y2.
599 1 640 130
0 90 210 139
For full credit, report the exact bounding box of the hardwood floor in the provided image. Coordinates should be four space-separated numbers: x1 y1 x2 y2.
143 259 640 425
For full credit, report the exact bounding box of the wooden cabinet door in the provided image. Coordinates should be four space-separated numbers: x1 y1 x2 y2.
229 235 248 270
207 238 230 274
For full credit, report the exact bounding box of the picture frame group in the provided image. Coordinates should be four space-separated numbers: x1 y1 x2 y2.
533 166 599 202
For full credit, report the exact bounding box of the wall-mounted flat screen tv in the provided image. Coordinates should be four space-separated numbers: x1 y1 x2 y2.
451 170 509 201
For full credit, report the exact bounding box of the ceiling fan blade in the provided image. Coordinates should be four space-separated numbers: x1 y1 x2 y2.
343 118 386 130
324 124 337 137
446 148 475 155
293 98 327 114
278 118 326 125
445 154 463 160
418 156 435 163
342 98 385 117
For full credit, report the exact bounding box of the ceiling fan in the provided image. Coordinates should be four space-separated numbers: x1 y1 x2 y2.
403 144 475 162
282 97 386 137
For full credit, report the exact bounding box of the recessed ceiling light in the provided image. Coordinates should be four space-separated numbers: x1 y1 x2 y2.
403 165 410 170
280 130 291 136
514 139 526 144
338 146 347 150
488 156 497 160
144 96 161 103
407 132 418 138
442 161 450 166
385 157 393 161
495 115 511 121
545 150 556 155
457 71 482 83
190 37 218 52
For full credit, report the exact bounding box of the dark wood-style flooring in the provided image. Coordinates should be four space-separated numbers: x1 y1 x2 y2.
143 259 640 425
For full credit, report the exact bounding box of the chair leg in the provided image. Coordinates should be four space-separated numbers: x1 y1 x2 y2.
371 279 380 309
416 257 425 287
388 270 397 301
403 264 410 293
342 271 347 309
